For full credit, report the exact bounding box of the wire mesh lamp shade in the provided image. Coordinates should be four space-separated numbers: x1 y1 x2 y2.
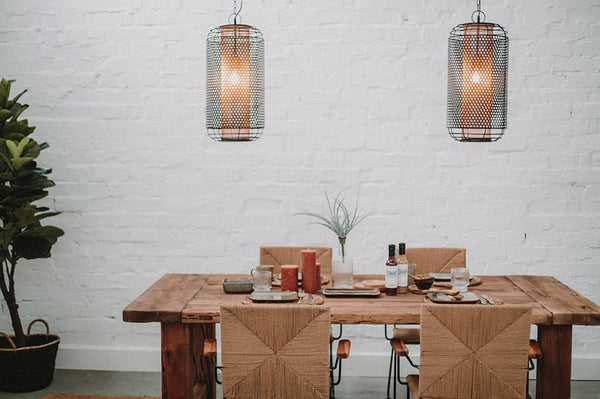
206 24 264 141
447 22 508 142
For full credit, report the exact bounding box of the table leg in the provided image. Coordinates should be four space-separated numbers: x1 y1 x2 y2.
161 322 216 399
536 325 572 399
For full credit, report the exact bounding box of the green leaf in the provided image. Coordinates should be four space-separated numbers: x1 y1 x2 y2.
4 133 26 142
21 139 40 159
11 104 28 121
14 178 55 192
35 211 61 221
13 235 52 259
0 109 11 123
0 225 16 250
13 226 63 259
34 167 52 174
0 78 13 108
5 89 27 109
11 156 33 169
1 119 35 136
19 225 64 242
0 151 13 170
6 140 19 158
16 137 30 155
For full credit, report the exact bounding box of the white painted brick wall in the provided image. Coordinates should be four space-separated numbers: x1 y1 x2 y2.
1 0 599 376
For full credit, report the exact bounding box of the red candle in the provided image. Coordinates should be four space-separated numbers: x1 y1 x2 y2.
316 262 322 291
280 265 298 292
301 250 317 294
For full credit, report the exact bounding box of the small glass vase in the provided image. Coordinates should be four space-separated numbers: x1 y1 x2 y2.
331 237 354 288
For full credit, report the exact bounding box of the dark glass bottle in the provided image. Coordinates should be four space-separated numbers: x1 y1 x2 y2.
385 244 398 296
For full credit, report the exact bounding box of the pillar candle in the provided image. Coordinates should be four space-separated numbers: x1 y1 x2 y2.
280 265 298 292
301 249 317 294
316 262 322 291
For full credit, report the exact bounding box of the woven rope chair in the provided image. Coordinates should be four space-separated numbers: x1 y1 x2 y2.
396 304 533 399
385 248 467 398
260 246 349 397
220 304 331 399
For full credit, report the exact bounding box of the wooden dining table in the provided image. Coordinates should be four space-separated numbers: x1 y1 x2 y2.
122 274 600 399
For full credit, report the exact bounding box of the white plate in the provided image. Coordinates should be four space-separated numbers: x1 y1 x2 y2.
428 273 452 281
427 292 480 304
429 273 475 282
249 291 298 302
322 289 381 297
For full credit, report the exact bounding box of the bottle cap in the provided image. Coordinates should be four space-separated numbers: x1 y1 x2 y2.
398 243 406 254
388 244 395 255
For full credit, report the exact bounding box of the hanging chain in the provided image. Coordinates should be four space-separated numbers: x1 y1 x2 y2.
230 0 243 24
471 0 485 23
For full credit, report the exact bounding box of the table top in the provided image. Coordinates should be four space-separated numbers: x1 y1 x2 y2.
122 274 600 326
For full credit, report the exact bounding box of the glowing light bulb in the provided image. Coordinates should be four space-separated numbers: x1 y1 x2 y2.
472 71 481 83
229 72 240 84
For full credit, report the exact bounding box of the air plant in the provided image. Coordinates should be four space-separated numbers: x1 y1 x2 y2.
296 190 368 262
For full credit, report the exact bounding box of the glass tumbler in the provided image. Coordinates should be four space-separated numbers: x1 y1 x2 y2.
451 267 469 292
251 268 272 291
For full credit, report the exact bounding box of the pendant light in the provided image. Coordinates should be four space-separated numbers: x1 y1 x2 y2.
447 0 508 142
206 0 264 141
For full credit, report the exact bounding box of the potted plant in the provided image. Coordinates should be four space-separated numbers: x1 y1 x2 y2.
0 78 64 392
296 189 368 288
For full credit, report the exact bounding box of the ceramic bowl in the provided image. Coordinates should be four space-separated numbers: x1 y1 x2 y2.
222 278 253 293
414 275 435 290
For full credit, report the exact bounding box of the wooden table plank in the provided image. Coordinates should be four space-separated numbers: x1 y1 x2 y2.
181 275 553 325
507 275 600 325
123 274 209 323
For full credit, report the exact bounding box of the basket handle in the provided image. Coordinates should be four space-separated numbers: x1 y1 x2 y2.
0 332 17 350
27 319 50 335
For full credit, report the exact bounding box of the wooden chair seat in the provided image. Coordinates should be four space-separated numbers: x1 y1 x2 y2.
336 339 351 359
392 327 420 344
390 338 409 357
528 339 542 359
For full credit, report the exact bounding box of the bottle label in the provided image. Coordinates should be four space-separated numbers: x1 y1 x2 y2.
385 266 398 289
398 265 408 287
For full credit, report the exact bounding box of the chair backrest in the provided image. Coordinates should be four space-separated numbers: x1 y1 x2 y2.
260 246 333 275
220 304 330 399
406 247 466 274
419 304 531 399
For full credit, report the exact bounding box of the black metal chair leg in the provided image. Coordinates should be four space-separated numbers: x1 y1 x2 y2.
393 352 398 399
387 348 394 399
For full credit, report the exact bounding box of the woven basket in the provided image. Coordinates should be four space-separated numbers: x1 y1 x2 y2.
0 319 60 392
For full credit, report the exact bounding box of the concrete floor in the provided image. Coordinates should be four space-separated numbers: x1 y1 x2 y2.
0 370 598 399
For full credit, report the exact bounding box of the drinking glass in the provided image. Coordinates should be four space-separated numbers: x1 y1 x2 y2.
332 259 354 289
250 268 272 291
451 267 469 292
256 264 274 279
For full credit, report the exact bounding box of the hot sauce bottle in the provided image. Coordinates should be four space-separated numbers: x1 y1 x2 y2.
385 244 398 296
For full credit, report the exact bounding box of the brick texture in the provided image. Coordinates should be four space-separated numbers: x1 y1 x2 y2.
0 0 598 367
